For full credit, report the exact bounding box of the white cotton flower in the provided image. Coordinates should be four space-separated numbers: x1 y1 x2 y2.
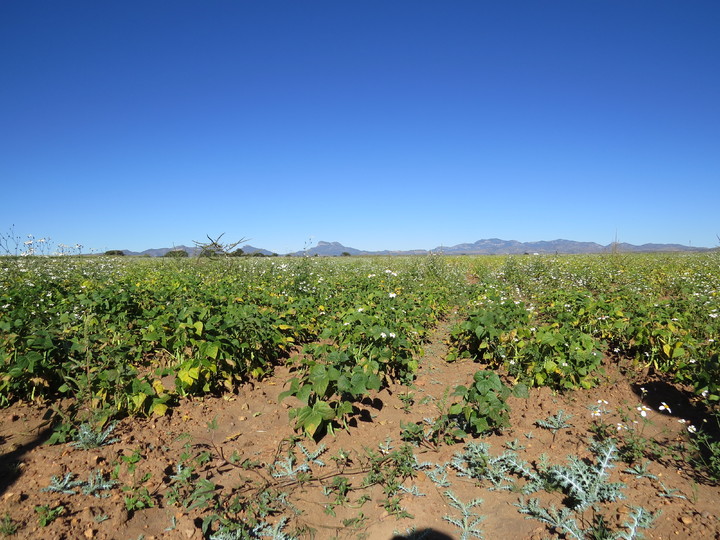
637 405 651 418
388 292 397 298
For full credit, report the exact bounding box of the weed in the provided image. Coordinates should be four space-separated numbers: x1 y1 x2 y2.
442 490 484 540
42 472 84 494
34 505 65 527
322 476 351 515
622 461 657 480
398 484 425 497
504 438 525 451
515 497 584 539
70 421 120 449
83 470 116 497
342 512 368 529
123 485 155 512
42 470 116 498
536 409 573 440
399 390 416 413
546 441 625 510
0 513 18 536
656 481 687 500
690 413 720 483
425 464 451 488
251 517 297 540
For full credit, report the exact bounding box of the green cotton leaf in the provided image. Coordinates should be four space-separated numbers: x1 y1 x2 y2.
473 378 494 395
365 372 381 391
512 383 529 399
292 405 311 424
201 342 219 359
309 365 330 397
336 372 352 395
452 385 469 397
448 402 463 416
297 383 313 404
335 400 354 418
544 359 558 372
313 400 335 421
471 416 490 434
131 392 148 410
278 378 300 402
348 371 370 396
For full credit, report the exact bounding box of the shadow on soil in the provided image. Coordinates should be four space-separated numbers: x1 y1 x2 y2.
0 423 54 496
631 379 720 482
392 529 453 540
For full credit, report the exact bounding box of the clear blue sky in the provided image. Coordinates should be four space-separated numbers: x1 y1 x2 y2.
2 1 719 254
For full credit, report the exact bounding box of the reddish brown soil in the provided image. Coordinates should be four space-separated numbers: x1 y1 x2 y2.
1 320 719 539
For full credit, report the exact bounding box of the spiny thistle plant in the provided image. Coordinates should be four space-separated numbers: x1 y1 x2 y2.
71 421 119 450
442 490 485 540
42 470 115 497
42 473 84 495
536 409 574 438
515 499 656 540
546 440 625 510
270 443 327 479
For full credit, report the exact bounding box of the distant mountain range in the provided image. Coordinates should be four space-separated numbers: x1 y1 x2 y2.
120 239 710 257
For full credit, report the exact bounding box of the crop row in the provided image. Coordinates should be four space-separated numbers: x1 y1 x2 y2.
450 253 720 403
0 255 468 437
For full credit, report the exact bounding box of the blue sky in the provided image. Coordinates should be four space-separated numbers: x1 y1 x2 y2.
2 1 719 254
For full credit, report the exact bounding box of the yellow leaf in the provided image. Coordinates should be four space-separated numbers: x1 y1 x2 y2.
151 402 168 416
152 379 165 395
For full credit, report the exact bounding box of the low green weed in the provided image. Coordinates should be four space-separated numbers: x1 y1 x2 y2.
0 513 18 536
123 485 155 512
34 505 65 527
